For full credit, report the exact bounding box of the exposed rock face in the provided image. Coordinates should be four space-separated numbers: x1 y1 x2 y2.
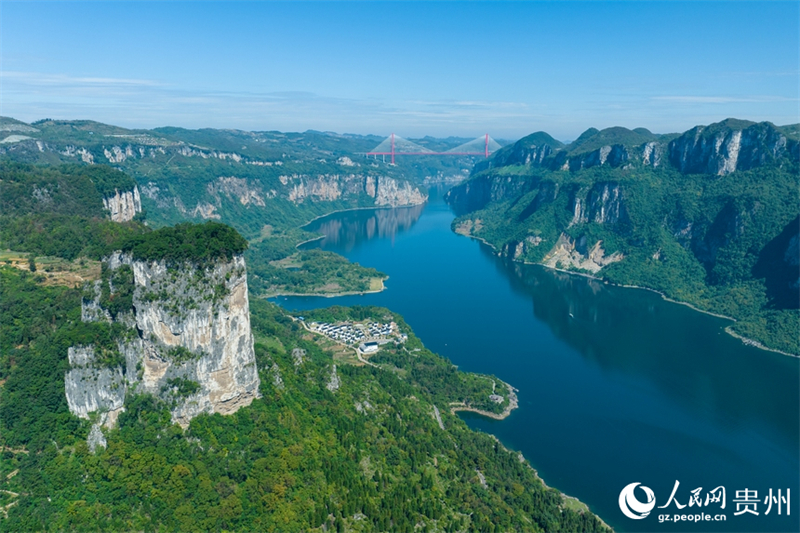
103 186 142 222
372 176 427 206
472 131 564 174
292 348 307 368
668 121 795 175
565 144 630 171
501 235 543 261
65 253 260 429
207 177 268 206
445 174 535 213
87 424 107 453
542 234 623 273
283 174 426 207
326 364 341 392
641 141 663 167
568 182 629 227
104 145 135 164
64 346 126 419
191 202 221 220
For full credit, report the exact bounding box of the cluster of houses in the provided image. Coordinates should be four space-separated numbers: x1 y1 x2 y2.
306 320 407 354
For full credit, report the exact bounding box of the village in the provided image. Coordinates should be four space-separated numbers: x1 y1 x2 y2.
305 319 408 355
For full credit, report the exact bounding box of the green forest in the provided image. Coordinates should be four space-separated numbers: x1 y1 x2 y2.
447 122 800 354
0 153 607 531
0 266 607 532
248 250 386 297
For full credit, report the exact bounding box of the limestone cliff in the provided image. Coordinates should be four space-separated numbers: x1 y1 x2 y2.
472 132 564 174
567 182 629 227
668 120 796 175
283 174 426 207
103 186 142 222
65 252 260 438
445 174 536 213
141 174 426 223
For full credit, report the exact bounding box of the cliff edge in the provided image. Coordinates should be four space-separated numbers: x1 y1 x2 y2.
64 223 260 446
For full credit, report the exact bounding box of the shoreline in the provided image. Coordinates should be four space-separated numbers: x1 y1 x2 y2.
259 276 388 300
456 228 798 358
484 433 614 530
298 200 428 235
450 381 519 420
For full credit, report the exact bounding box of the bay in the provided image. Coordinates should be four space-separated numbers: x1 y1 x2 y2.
273 189 799 532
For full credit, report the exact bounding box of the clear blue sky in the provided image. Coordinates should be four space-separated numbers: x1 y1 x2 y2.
2 1 798 140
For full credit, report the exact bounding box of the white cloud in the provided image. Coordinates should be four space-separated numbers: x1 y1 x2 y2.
652 95 797 104
2 71 163 88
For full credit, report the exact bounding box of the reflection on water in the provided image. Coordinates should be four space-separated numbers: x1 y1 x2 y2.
491 250 799 450
304 203 425 252
278 196 799 533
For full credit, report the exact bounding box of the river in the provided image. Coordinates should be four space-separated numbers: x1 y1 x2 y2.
273 189 799 532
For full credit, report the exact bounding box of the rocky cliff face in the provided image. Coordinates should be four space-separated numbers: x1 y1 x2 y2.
558 144 631 171
668 121 796 175
568 182 629 227
445 174 536 213
141 174 426 223
65 253 261 442
103 186 142 222
283 174 426 207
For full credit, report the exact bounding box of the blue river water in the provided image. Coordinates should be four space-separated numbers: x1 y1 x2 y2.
273 190 799 532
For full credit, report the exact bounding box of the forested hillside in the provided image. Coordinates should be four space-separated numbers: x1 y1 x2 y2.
0 161 147 260
0 148 608 531
447 119 800 354
0 117 496 236
0 117 459 297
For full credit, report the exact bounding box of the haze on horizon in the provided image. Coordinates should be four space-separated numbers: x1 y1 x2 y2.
1 1 798 141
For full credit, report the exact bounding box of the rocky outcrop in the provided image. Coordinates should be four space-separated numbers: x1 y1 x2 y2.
104 146 135 164
283 174 426 207
65 253 260 430
372 176 427 206
445 174 536 213
562 144 631 171
64 346 126 419
473 132 564 174
501 235 543 261
668 120 796 175
326 364 341 392
542 234 623 273
568 182 629 227
207 177 270 207
103 187 142 222
641 141 664 167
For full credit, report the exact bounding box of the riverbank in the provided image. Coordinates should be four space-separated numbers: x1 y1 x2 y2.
450 381 519 420
482 433 614 530
259 276 387 299
456 228 798 358
299 201 428 234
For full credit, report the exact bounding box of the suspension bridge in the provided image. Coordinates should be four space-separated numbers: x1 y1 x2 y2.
366 134 501 164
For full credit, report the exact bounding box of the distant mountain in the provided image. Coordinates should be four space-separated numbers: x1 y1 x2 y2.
446 119 800 355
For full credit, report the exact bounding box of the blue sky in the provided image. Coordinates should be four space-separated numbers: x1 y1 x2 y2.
2 1 798 140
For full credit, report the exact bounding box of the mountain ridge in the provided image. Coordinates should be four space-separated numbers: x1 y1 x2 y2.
446 118 800 355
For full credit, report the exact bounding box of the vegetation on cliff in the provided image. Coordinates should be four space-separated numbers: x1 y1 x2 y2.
0 161 147 260
0 266 607 532
120 221 249 266
0 119 426 297
447 120 800 354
